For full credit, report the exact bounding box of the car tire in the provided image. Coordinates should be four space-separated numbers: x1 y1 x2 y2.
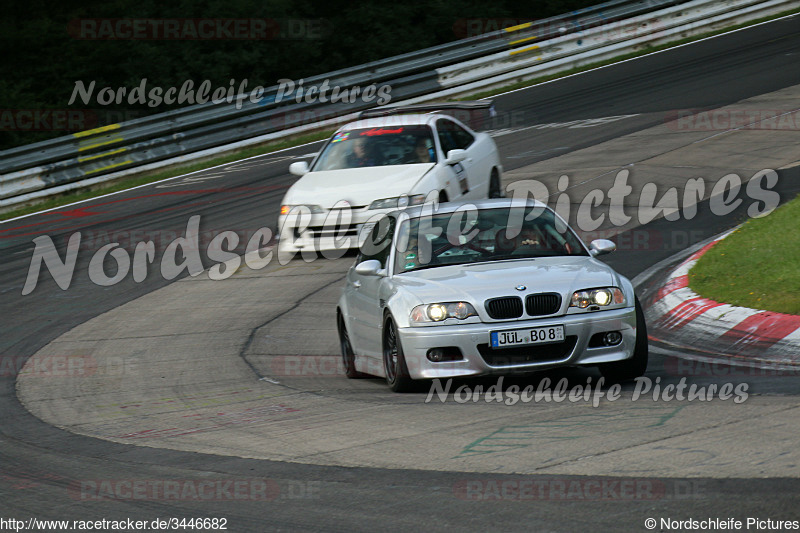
383 316 415 392
599 296 649 382
488 169 503 198
338 312 366 378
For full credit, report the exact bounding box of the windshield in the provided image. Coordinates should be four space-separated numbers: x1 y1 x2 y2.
312 125 436 171
394 207 588 273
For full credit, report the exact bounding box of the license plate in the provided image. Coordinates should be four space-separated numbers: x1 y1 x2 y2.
490 325 565 348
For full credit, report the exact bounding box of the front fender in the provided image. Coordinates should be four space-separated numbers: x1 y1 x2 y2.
409 166 447 199
383 287 424 329
616 273 636 308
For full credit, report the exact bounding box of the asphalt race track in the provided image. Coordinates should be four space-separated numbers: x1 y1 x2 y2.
2 17 800 532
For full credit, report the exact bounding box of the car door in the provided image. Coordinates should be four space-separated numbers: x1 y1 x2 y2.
464 130 496 197
346 215 396 357
435 118 484 200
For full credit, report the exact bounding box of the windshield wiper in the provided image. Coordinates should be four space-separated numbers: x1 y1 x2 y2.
403 261 472 273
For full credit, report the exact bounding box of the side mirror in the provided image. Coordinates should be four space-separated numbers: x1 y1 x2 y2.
589 239 616 256
445 149 468 165
354 259 385 277
289 161 309 176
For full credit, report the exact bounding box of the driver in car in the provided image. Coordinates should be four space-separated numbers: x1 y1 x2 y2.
348 136 378 167
415 137 435 163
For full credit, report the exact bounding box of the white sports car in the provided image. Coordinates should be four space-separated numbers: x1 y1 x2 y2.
336 198 648 392
277 102 503 255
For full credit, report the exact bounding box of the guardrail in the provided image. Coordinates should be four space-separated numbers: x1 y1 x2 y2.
434 0 796 93
1 0 796 211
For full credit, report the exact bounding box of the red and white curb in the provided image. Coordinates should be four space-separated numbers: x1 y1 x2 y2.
645 229 800 364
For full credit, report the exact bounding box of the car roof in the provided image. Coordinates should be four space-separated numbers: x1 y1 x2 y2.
393 198 552 219
339 113 453 131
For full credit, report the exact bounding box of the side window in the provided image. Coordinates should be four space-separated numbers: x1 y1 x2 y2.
437 119 474 154
357 215 396 268
451 122 474 149
437 119 457 155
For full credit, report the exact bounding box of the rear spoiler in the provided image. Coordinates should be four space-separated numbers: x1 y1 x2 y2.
358 100 495 118
358 100 496 130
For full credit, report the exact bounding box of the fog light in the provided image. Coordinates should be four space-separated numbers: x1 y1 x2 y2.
427 349 445 362
603 331 623 346
426 347 463 362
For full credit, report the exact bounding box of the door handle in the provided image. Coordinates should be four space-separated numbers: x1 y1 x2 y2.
351 280 361 289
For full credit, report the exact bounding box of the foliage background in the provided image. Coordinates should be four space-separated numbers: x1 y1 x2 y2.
0 0 599 149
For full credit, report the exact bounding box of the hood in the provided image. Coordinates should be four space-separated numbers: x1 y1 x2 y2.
284 164 435 208
392 256 617 317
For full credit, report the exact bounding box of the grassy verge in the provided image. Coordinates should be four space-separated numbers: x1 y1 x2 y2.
3 7 798 222
689 194 800 315
0 129 334 221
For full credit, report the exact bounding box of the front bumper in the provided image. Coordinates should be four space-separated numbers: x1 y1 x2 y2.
397 307 637 379
277 209 387 253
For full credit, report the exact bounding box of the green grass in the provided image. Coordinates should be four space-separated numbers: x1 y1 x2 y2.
3 7 798 222
689 195 800 315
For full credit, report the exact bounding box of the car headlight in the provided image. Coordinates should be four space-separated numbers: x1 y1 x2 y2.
280 204 324 215
369 194 425 210
569 287 625 309
410 302 478 324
